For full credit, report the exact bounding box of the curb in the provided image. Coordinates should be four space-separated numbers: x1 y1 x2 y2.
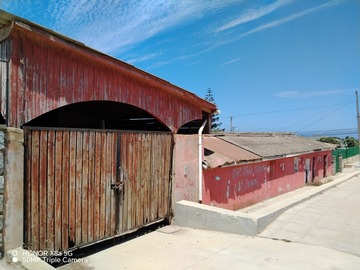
173 169 360 236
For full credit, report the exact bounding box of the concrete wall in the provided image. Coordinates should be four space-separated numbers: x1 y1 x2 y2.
0 127 24 258
343 155 359 166
172 135 199 205
202 150 332 211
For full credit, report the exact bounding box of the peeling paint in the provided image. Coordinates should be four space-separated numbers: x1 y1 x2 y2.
203 150 333 210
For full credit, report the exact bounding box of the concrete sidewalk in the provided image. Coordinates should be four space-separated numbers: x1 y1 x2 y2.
2 165 360 270
60 165 360 270
58 225 360 270
174 166 360 235
259 168 360 256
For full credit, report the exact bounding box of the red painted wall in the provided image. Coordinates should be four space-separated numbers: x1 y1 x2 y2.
2 24 215 131
202 150 332 210
173 135 199 204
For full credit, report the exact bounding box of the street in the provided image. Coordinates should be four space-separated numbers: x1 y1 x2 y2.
58 172 360 270
259 173 360 256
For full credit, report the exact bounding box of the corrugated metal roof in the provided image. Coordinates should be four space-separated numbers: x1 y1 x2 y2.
0 9 216 115
203 136 261 168
216 132 332 159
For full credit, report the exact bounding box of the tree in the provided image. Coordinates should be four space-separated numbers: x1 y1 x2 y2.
319 137 341 146
344 136 359 147
204 88 224 132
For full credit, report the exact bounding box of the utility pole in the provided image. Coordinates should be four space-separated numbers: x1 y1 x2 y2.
356 91 360 165
230 116 233 132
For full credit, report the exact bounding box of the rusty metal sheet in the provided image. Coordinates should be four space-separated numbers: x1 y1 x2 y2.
3 18 217 131
204 136 261 168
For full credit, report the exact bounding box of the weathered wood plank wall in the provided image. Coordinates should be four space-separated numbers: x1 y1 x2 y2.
24 127 172 252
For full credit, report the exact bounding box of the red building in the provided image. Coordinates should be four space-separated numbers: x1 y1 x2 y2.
202 133 332 210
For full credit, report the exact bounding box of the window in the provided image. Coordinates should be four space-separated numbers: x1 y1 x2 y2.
294 157 299 173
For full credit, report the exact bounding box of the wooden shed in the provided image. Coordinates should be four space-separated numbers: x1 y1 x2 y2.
0 10 216 255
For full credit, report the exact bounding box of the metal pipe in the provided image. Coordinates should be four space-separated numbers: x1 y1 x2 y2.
198 119 207 203
356 91 360 166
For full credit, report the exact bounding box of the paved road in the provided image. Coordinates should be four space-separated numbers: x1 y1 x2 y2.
3 168 360 270
58 226 360 270
259 174 360 256
56 173 360 270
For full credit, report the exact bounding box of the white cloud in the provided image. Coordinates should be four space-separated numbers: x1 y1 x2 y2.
237 0 345 39
215 0 292 33
1 0 346 67
220 57 244 66
276 89 352 98
126 53 161 65
177 0 346 65
40 0 240 54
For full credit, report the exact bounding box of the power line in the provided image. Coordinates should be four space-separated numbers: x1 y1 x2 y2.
295 102 350 132
225 101 352 132
223 103 349 118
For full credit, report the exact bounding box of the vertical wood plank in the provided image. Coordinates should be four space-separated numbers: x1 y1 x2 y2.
46 130 55 251
142 134 151 224
109 132 117 234
131 133 138 228
68 131 77 247
126 133 134 230
38 130 48 251
99 132 107 238
152 135 160 220
163 135 172 217
158 134 165 217
81 131 90 244
120 133 129 233
149 134 157 222
61 131 70 249
105 133 113 236
87 131 95 242
25 130 33 249
134 133 144 228
54 131 63 250
75 131 83 245
93 132 101 240
30 130 40 250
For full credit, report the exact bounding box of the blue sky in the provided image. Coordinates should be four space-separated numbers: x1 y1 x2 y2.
1 0 359 134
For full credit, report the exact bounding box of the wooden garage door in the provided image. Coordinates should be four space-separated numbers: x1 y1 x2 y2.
24 127 173 252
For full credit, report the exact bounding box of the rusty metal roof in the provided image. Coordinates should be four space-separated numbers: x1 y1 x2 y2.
203 136 261 168
216 132 332 159
0 9 217 116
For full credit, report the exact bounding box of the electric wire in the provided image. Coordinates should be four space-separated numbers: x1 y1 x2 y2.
224 100 353 133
